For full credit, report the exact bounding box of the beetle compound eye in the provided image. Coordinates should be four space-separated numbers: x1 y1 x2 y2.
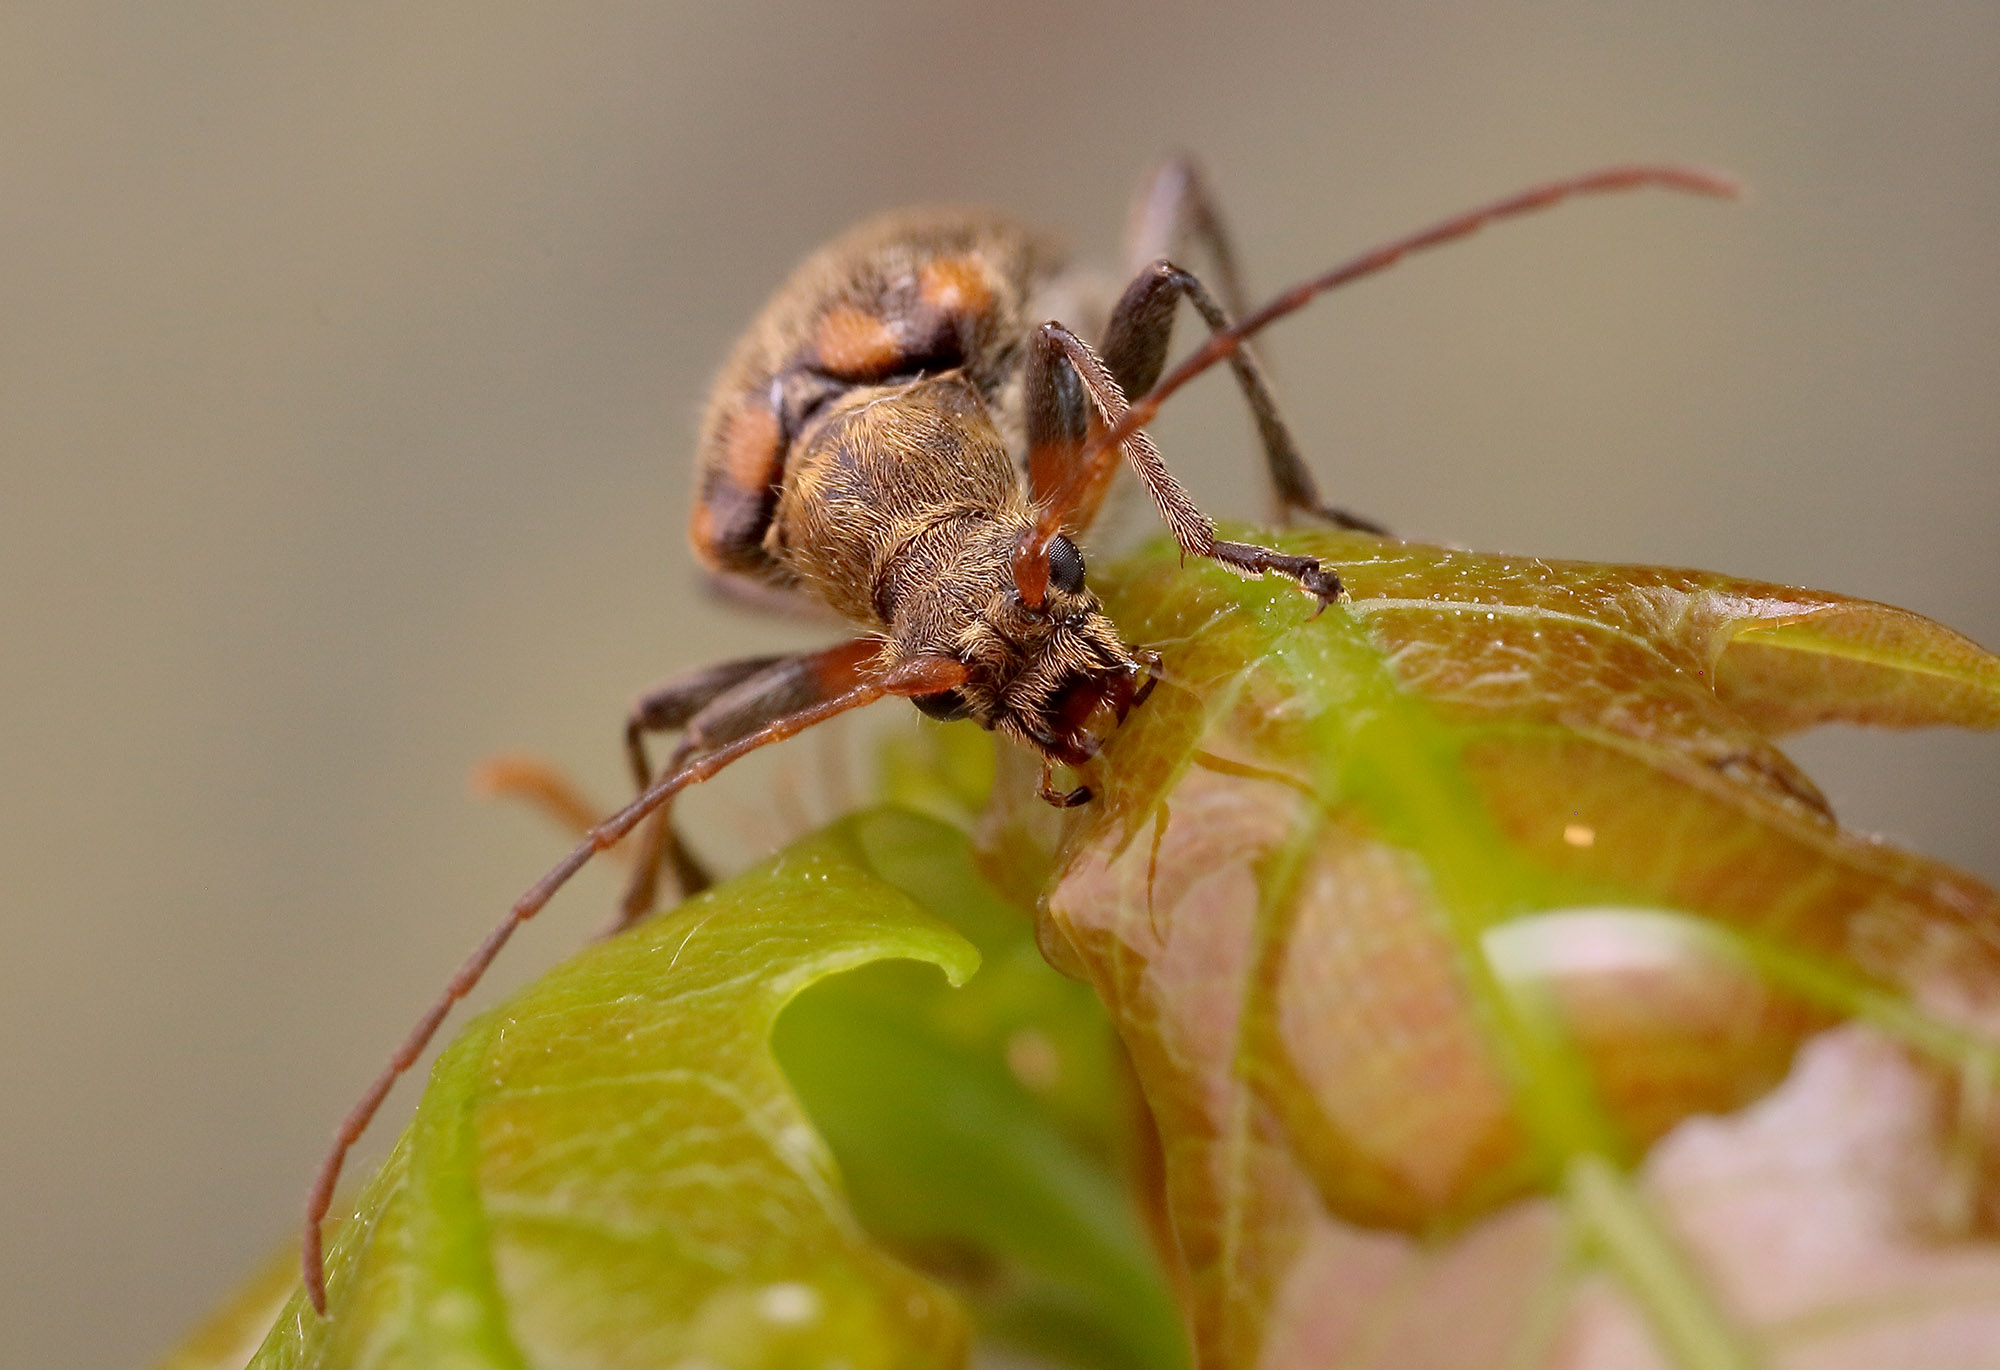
911 687 974 722
1048 535 1086 595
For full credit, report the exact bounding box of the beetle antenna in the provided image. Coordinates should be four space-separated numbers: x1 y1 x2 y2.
300 652 966 1314
1087 163 1743 467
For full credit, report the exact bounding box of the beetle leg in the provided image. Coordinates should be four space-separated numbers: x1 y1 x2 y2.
1102 260 1386 535
617 652 792 927
1036 753 1092 808
1022 321 1211 566
1020 311 1105 553
1122 154 1251 318
471 756 613 844
1118 157 1383 532
1018 321 1348 609
618 642 906 931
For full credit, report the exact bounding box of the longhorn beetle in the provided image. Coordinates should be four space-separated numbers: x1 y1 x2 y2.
302 159 1739 1310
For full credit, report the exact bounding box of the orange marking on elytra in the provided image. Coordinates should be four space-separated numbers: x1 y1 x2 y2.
687 499 723 569
724 400 782 490
814 305 903 378
918 256 993 317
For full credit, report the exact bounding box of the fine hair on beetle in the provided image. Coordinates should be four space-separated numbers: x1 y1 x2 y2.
301 159 1742 1312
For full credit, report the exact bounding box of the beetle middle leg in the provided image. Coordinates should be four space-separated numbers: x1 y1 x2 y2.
1109 165 1387 535
617 652 789 927
1123 155 1251 315
1100 260 1387 536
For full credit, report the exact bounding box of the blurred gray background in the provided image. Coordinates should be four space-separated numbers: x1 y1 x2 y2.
4 4 1996 1366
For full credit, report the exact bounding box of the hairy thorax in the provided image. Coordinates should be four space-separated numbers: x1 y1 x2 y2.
767 372 1134 751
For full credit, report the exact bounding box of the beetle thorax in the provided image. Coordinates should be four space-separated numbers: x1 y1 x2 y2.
769 372 1138 761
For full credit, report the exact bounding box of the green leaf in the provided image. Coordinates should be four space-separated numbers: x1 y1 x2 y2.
774 807 1186 1370
254 816 981 1370
1027 528 2000 1370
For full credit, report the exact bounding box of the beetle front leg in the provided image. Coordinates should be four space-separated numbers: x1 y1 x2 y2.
1018 321 1348 610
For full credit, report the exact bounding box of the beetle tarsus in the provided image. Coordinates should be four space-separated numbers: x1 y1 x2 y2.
1211 539 1346 609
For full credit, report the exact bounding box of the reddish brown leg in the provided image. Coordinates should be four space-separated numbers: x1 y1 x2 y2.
472 756 614 844
301 643 968 1315
1016 321 1347 609
476 759 664 933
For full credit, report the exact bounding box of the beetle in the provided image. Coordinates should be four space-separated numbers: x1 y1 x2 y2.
302 157 1738 1311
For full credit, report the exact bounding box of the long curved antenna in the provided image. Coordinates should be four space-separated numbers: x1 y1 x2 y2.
301 651 967 1314
1038 163 1743 546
